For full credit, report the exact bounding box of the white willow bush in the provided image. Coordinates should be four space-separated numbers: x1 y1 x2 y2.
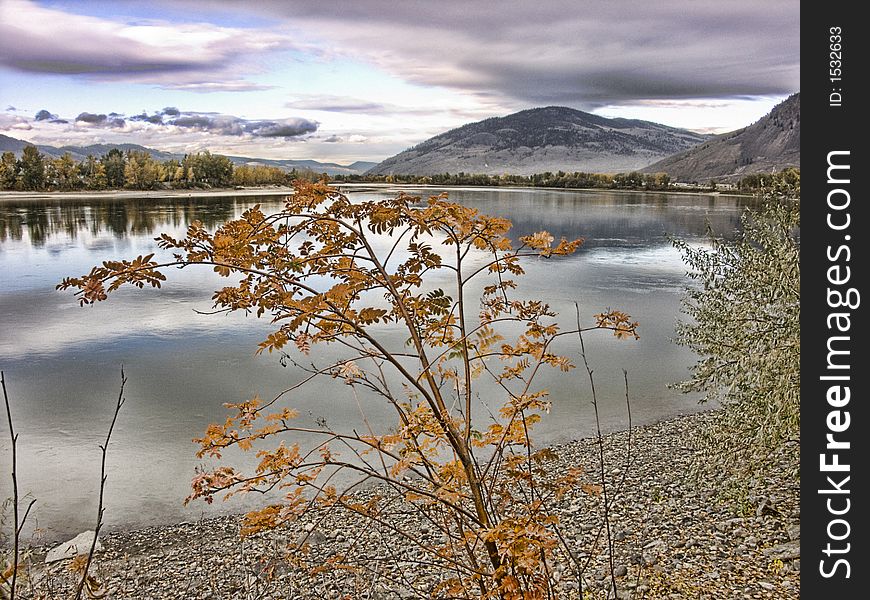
673 177 800 493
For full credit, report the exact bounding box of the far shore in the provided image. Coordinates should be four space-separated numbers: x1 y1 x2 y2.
0 183 753 203
0 186 296 203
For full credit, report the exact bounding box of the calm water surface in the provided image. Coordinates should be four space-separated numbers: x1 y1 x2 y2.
0 186 752 540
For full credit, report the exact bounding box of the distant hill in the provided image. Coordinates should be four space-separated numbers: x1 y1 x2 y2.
0 135 374 176
367 106 709 176
643 93 800 183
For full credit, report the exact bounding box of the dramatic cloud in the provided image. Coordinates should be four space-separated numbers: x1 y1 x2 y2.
167 112 319 138
251 120 319 138
1 0 797 161
33 109 67 124
0 0 296 90
213 0 799 109
130 112 165 124
19 106 319 140
75 112 126 128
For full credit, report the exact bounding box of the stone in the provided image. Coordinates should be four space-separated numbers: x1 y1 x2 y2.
762 540 800 561
46 530 103 563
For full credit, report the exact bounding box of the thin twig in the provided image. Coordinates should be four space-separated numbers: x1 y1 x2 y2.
2 371 23 600
74 367 127 600
575 303 618 598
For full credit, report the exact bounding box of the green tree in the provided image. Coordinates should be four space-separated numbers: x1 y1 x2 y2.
80 155 107 190
672 179 800 490
51 152 80 191
60 181 638 597
123 150 160 189
17 146 46 191
101 149 126 189
0 151 18 190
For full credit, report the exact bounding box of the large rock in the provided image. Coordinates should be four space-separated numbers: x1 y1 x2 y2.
45 530 102 563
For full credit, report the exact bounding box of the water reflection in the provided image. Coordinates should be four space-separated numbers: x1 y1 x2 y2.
0 189 753 249
0 196 239 246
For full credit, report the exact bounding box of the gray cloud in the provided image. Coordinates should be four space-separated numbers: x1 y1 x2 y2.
205 0 799 108
247 119 319 137
75 112 126 127
130 112 165 124
286 96 389 113
164 111 319 138
0 0 296 91
27 106 317 139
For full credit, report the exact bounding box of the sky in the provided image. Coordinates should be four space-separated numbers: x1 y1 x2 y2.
0 0 800 165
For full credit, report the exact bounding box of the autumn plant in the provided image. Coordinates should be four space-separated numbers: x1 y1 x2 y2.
672 177 800 494
59 181 638 597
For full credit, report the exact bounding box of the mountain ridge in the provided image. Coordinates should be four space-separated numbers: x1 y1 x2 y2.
642 93 800 182
367 106 710 176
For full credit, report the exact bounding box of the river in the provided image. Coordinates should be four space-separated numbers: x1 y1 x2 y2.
0 185 752 541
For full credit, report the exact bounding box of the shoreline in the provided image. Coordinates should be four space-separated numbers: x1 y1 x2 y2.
0 186 296 203
0 183 752 203
19 410 799 599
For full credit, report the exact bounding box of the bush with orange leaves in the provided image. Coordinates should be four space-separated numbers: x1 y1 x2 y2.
60 181 638 598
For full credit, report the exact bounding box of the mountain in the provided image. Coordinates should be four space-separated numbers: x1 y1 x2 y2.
642 93 800 183
367 106 710 176
0 135 373 176
224 156 377 176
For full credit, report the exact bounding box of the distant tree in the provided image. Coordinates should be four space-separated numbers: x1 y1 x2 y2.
17 146 45 191
51 152 80 191
80 155 107 190
102 149 126 188
181 151 233 187
0 151 18 190
232 164 288 186
123 150 161 189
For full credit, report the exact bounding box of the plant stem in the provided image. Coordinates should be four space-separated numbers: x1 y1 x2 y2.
74 367 126 600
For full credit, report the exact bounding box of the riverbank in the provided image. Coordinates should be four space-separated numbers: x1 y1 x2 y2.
0 182 752 203
18 410 799 599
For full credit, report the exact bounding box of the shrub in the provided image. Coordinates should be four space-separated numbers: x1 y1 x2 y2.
672 179 800 490
59 181 637 597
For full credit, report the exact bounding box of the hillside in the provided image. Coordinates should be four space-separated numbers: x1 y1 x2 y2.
643 93 800 183
0 135 374 176
367 106 709 176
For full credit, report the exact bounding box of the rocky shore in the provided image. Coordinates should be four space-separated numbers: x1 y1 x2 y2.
18 411 799 599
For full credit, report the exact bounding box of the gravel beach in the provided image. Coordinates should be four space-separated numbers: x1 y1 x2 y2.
15 410 800 599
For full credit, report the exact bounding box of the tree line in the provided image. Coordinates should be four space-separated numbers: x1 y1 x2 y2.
1 143 800 195
333 169 675 190
336 168 801 194
0 146 319 192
